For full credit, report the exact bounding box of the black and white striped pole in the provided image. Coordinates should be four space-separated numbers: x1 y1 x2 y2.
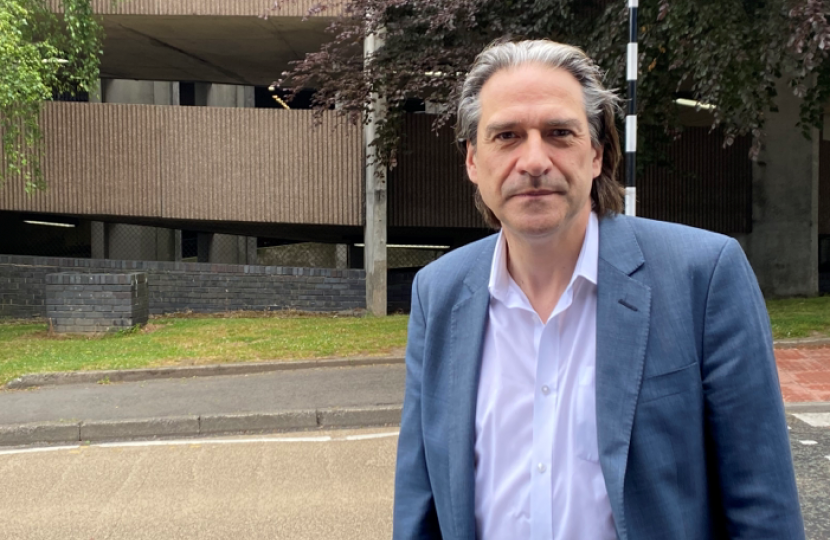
625 0 638 216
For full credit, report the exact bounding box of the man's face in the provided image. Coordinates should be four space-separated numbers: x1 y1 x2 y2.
466 64 602 241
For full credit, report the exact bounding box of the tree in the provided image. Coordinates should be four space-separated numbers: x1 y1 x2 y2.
0 0 103 191
270 0 830 167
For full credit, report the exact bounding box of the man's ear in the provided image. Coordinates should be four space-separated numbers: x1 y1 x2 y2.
466 140 478 185
592 143 603 179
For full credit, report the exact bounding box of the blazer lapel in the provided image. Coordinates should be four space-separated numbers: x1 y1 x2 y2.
447 239 494 540
596 216 651 540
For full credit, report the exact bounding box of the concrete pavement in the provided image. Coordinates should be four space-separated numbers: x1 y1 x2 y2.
1 341 830 447
0 361 406 446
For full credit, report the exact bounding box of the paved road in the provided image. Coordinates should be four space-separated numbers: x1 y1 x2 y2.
0 428 398 540
1 418 828 540
790 413 830 540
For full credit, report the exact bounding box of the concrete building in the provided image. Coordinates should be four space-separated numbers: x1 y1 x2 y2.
0 0 829 305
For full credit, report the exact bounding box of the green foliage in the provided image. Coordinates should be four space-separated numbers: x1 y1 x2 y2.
0 0 103 191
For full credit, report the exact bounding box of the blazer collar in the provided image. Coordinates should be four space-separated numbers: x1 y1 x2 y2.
462 235 498 295
596 214 651 540
598 214 645 276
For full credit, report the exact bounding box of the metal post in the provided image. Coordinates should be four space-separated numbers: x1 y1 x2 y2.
625 0 638 216
363 27 388 316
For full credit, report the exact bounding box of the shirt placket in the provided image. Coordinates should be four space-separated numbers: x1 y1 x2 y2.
530 312 558 539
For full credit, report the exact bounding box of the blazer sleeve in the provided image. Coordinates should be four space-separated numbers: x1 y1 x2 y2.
393 273 442 539
701 239 805 539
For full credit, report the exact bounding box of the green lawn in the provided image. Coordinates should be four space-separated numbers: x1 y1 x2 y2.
766 296 830 340
1 296 829 385
0 313 409 385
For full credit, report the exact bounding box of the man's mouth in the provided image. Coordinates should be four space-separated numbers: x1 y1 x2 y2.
513 189 559 198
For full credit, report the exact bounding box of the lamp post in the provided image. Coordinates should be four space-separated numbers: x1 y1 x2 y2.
626 0 638 216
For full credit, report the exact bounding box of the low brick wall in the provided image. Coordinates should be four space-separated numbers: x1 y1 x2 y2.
46 273 149 334
0 255 366 319
388 268 418 314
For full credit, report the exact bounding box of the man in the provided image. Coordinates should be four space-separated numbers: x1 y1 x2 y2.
393 39 804 540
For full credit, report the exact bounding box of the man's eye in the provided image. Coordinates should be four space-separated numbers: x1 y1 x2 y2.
495 132 517 140
549 129 573 137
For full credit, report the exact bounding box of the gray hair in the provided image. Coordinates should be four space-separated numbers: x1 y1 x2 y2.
456 39 625 223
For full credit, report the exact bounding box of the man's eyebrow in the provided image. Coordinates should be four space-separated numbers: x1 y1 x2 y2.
484 121 519 137
483 118 584 137
544 118 582 129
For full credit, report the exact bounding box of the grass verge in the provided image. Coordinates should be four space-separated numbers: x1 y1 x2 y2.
1 295 828 385
0 313 409 386
766 296 830 340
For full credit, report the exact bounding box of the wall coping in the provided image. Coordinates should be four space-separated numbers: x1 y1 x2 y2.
46 272 148 286
0 254 365 280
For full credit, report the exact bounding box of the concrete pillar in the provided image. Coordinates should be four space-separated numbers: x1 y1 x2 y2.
194 83 210 106
206 84 255 108
364 30 388 316
196 233 256 264
174 230 183 262
105 224 177 262
153 81 179 106
210 234 257 264
91 221 107 259
746 79 819 296
245 237 258 265
102 79 180 106
153 227 177 261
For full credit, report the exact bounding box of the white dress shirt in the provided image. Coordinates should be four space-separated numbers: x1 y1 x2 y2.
474 212 616 540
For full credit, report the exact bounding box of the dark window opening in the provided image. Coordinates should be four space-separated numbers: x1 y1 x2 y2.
180 82 196 106
254 86 317 109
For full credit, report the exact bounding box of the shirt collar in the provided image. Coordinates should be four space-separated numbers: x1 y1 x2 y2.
488 212 599 304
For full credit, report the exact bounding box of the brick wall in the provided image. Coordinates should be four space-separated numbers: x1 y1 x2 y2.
388 268 417 314
46 272 150 333
0 255 366 319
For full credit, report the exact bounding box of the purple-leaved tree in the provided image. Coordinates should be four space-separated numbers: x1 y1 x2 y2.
269 0 830 167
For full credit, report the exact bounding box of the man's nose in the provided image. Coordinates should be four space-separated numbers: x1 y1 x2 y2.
516 132 551 177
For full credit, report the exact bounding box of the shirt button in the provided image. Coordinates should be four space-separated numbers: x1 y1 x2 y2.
541 385 550 395
537 463 546 473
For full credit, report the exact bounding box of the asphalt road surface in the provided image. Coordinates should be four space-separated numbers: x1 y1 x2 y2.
1 417 828 540
0 428 398 540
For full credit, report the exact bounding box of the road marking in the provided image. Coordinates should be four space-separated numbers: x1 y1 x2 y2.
96 436 333 448
345 431 400 441
0 430 401 455
0 445 80 456
799 440 818 446
793 413 830 427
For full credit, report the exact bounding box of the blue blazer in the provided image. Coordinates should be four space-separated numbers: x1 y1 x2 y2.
393 215 804 540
